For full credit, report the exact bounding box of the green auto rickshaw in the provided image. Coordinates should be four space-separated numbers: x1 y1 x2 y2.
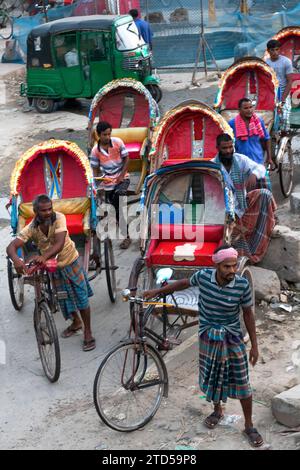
20 14 162 113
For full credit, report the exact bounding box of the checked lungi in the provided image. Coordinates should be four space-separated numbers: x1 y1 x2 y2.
199 328 252 404
232 188 277 264
53 258 93 320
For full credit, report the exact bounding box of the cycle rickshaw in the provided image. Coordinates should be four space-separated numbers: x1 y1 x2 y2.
214 56 294 197
93 102 255 431
264 26 300 131
7 139 117 382
87 78 160 195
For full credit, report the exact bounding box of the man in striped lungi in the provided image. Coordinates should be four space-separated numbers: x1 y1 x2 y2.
144 245 264 448
214 133 277 263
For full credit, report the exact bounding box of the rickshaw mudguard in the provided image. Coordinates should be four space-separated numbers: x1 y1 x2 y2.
143 75 160 86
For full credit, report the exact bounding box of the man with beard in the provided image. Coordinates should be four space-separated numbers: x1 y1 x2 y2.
6 194 95 351
143 244 264 448
214 133 277 263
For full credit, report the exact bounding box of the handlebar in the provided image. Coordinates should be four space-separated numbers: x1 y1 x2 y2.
121 289 174 307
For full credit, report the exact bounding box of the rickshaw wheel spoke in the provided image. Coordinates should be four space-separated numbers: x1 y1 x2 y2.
7 257 24 311
279 141 294 198
34 301 61 383
104 237 117 303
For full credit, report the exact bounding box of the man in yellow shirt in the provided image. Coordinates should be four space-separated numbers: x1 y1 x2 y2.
6 194 95 351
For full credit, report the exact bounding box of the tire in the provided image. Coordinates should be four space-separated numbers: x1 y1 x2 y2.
93 341 168 431
7 257 24 311
240 266 255 343
146 84 162 103
33 98 55 114
34 301 61 383
279 140 294 198
104 237 116 303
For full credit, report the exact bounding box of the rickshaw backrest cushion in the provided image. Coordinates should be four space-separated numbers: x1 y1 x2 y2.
111 127 148 144
92 127 148 160
221 109 274 133
23 214 84 236
149 241 219 267
147 224 224 267
18 197 90 236
156 224 224 242
19 197 90 218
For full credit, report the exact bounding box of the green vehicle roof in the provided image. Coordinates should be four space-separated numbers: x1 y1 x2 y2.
29 14 132 38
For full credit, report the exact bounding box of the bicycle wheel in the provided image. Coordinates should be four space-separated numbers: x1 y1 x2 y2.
279 140 293 197
34 301 61 383
93 341 168 431
104 237 117 303
7 257 24 311
240 265 255 342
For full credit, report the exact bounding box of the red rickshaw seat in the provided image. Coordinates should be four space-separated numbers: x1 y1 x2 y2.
25 214 84 235
147 224 224 266
125 142 142 159
150 241 218 266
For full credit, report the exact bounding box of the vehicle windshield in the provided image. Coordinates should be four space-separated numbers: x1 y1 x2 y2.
116 21 145 51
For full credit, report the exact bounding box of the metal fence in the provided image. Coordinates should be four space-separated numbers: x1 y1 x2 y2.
139 0 300 68
11 0 300 69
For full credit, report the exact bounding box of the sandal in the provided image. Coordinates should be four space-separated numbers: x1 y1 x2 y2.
119 237 131 249
243 427 264 448
61 325 82 338
204 411 224 429
83 337 96 352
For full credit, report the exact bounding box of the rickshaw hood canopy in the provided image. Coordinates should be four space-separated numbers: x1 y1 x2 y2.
88 78 160 130
215 57 279 110
10 139 93 197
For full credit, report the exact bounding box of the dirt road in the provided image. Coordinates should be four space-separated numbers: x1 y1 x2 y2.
0 64 300 450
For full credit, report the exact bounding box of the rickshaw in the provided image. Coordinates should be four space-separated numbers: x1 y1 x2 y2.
214 56 294 197
20 14 162 113
7 139 117 381
264 26 300 130
93 102 255 432
87 78 160 194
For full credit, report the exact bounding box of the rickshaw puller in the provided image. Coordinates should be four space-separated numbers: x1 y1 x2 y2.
90 121 131 249
266 39 293 132
214 134 277 263
229 98 273 169
6 194 95 352
143 245 264 448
